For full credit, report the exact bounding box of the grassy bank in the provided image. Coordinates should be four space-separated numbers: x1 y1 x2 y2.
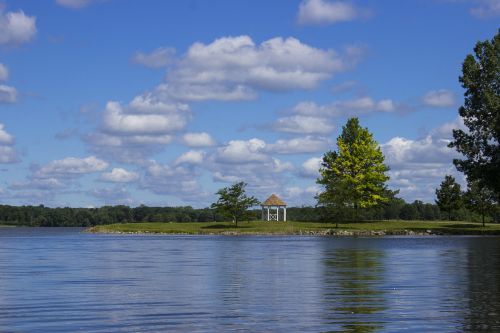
87 220 500 236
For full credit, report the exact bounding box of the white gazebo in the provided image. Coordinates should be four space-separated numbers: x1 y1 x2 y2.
261 194 287 221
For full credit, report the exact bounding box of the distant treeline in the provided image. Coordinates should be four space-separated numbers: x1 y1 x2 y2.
0 198 497 227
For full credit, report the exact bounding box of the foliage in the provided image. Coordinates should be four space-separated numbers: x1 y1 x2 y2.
210 182 260 227
464 180 498 226
435 175 462 220
316 118 393 224
449 29 500 199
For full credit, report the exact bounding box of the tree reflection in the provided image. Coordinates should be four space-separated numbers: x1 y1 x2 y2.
463 240 500 332
322 248 387 333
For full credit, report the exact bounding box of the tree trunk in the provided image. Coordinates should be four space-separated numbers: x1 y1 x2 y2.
482 209 485 227
449 210 451 221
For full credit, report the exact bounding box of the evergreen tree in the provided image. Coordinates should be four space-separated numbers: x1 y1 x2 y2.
210 182 259 227
316 118 393 225
435 175 462 220
449 30 500 199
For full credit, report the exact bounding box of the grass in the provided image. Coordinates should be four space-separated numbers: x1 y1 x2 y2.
87 220 500 236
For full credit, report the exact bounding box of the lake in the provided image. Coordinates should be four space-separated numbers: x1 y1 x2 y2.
0 228 499 332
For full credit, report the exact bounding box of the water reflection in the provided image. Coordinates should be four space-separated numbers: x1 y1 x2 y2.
463 240 500 332
322 248 386 333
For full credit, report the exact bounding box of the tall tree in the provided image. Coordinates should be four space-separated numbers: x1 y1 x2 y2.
464 180 497 227
435 175 462 221
449 30 500 199
210 182 259 227
317 118 393 225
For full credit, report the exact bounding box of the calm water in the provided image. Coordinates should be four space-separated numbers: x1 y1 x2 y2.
0 228 499 332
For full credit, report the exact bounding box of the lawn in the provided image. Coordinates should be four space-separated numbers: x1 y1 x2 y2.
88 220 500 236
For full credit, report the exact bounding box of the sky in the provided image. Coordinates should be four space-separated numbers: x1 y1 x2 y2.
0 0 498 208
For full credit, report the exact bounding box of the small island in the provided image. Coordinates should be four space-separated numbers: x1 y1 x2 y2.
87 220 500 236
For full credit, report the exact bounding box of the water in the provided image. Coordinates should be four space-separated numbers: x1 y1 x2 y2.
0 228 499 332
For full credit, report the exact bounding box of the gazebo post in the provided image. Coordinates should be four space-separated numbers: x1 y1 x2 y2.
284 207 286 221
267 207 270 221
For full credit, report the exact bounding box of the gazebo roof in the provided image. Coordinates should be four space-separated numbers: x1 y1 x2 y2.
262 194 286 206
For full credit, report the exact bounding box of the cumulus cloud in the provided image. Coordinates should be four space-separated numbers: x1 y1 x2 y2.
214 138 268 164
300 157 322 178
381 117 466 202
100 167 139 183
141 160 209 202
264 136 330 154
151 35 360 102
0 7 36 45
272 115 335 135
174 150 205 165
282 185 319 206
422 89 455 108
0 123 18 163
298 0 370 25
89 186 133 205
86 96 190 163
0 85 17 103
181 132 216 147
103 101 188 135
271 97 405 135
132 47 175 68
33 156 108 178
0 63 8 81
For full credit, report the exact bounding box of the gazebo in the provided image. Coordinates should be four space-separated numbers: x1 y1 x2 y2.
261 194 287 221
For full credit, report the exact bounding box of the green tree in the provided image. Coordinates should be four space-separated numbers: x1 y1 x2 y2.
316 118 393 226
449 30 500 200
464 180 497 227
210 182 259 227
435 175 462 220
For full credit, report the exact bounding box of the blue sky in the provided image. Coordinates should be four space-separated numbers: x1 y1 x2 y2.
0 0 497 208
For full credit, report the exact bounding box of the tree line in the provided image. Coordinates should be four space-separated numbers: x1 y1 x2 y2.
0 198 493 227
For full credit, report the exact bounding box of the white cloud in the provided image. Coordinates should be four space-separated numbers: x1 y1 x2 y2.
264 136 330 154
34 156 108 178
56 0 95 9
174 150 205 165
0 63 9 81
271 97 408 135
470 0 500 18
0 7 36 45
89 186 133 205
100 168 139 183
141 160 209 202
292 97 402 117
381 117 466 202
0 124 14 144
182 132 216 147
0 85 17 103
298 0 370 25
272 115 335 135
154 35 358 101
300 157 322 178
132 47 175 68
103 101 188 135
87 97 189 162
215 138 268 164
422 89 456 107
0 145 18 163
10 178 66 191
0 123 18 163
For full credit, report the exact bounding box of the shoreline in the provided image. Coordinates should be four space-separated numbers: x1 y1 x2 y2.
87 226 500 237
